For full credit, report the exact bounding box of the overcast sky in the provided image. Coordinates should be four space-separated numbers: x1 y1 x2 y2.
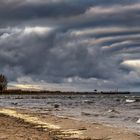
0 0 140 91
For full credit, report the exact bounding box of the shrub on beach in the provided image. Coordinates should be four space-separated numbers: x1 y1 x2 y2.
0 74 7 92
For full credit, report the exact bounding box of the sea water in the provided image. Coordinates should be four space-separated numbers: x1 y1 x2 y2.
0 93 139 132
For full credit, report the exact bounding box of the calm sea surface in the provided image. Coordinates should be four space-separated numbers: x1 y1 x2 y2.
0 93 139 132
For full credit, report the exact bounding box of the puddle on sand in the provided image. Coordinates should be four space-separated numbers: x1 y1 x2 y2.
0 109 84 139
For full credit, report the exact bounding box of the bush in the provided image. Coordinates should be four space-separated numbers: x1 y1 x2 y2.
0 74 7 92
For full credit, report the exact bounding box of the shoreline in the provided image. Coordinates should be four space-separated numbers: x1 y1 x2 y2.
1 89 131 95
0 108 139 140
55 114 140 134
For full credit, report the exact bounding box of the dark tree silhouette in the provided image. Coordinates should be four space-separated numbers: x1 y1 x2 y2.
0 74 7 92
94 89 97 92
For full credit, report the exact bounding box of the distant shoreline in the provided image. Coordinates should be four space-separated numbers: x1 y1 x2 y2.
0 89 130 95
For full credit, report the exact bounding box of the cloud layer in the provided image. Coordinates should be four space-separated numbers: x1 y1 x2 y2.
0 0 140 91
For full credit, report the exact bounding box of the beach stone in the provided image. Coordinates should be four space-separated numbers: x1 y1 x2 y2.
107 109 120 114
54 104 59 108
11 102 18 105
78 127 87 130
81 112 91 116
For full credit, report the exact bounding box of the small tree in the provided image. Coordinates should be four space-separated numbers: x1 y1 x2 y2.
94 89 97 92
0 74 7 92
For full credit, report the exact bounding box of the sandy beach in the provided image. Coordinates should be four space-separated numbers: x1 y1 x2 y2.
0 111 49 140
0 108 139 140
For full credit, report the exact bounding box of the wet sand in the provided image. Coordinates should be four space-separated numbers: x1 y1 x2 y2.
0 114 49 140
0 108 139 140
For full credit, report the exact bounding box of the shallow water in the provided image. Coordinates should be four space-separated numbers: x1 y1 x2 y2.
0 93 139 132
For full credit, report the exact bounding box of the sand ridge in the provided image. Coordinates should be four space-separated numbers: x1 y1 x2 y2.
0 108 85 139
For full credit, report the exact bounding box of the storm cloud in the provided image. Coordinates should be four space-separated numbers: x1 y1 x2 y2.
0 0 140 91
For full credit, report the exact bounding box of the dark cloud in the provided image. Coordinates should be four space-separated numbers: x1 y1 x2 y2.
0 0 140 91
0 0 95 27
0 0 140 28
